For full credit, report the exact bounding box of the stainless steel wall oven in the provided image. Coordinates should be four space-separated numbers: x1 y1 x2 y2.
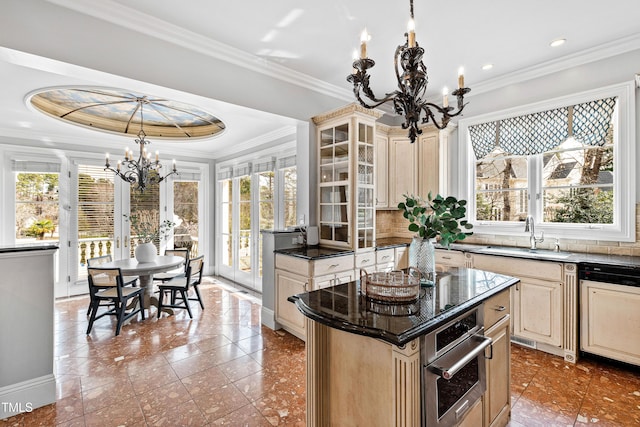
421 305 492 426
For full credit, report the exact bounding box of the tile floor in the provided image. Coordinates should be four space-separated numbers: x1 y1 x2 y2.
1 276 639 426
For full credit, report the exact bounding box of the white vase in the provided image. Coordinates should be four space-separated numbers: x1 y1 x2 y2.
135 242 157 263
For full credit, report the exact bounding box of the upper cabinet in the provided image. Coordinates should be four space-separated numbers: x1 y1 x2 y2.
376 125 441 209
313 104 382 251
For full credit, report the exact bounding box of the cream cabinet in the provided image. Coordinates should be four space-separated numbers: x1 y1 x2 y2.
375 125 440 209
375 134 389 209
513 277 563 347
275 252 355 340
376 247 395 271
483 289 511 427
395 246 409 270
473 254 563 349
435 249 466 268
580 280 640 366
275 268 308 339
389 136 417 207
313 104 381 250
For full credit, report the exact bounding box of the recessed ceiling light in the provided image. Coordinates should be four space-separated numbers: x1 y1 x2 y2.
550 38 566 47
482 64 493 71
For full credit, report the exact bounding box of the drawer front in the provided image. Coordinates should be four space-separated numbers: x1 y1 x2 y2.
313 270 357 290
355 252 376 271
435 249 465 266
484 288 511 329
312 254 354 276
275 254 309 275
376 248 395 265
473 254 563 281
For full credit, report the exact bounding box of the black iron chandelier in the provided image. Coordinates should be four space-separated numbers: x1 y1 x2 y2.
347 0 470 143
105 97 178 192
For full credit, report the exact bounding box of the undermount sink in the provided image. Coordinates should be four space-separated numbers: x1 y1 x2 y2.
480 246 573 260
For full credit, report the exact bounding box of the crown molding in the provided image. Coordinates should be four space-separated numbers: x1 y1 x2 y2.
311 103 384 125
46 0 353 103
468 33 640 97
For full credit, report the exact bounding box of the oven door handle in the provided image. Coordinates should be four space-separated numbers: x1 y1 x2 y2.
428 335 492 380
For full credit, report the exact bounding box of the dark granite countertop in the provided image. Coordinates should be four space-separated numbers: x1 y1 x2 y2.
274 246 354 260
436 242 640 268
0 243 59 254
375 237 412 249
289 266 519 346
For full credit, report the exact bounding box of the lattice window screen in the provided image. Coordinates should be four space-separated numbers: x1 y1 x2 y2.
469 97 617 159
572 97 617 146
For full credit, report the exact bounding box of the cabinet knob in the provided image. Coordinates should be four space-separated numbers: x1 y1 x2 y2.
329 264 339 269
494 305 506 312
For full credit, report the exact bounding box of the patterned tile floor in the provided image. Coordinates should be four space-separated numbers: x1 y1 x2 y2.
1 276 639 426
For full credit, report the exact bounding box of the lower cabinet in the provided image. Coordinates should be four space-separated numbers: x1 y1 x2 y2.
513 278 562 347
275 252 355 340
580 280 640 366
483 288 511 427
274 269 308 339
458 399 483 427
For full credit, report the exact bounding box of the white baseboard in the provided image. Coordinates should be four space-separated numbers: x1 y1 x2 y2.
0 374 56 420
261 307 280 330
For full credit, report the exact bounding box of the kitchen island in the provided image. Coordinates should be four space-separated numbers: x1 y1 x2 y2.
290 266 518 427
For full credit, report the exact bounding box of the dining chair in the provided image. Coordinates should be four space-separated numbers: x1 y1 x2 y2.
86 255 138 316
153 248 189 283
86 267 146 336
157 255 205 318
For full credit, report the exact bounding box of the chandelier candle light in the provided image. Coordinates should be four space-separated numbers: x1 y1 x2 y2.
104 97 178 192
347 0 470 143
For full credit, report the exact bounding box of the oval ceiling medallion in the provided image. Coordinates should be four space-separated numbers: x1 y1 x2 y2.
29 87 226 139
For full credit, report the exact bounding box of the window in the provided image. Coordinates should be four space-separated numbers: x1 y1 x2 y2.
282 166 297 228
459 82 635 241
173 181 199 256
15 172 60 242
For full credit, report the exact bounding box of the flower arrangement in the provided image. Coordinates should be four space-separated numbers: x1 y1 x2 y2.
124 210 174 243
398 193 473 248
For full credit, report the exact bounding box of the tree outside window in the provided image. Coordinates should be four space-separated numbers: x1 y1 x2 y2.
16 173 59 241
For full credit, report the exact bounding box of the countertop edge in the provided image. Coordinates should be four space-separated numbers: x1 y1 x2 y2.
289 277 519 347
0 244 59 254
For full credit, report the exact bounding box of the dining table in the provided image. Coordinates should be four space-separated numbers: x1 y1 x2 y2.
99 255 185 314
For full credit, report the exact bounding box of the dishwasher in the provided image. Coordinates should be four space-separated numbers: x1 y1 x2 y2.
579 262 640 366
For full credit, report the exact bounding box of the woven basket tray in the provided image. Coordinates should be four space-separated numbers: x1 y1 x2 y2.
360 267 421 303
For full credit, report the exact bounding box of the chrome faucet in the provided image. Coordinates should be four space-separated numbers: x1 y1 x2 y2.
524 215 544 249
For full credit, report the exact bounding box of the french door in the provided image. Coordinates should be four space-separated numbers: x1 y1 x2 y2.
219 175 254 289
218 170 276 292
68 162 163 295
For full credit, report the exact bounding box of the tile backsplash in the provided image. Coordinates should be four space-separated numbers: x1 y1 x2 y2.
376 204 640 257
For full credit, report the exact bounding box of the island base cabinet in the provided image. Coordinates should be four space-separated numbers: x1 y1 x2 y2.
484 316 511 427
306 320 420 427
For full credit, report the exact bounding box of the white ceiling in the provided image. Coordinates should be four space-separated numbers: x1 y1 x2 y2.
2 0 639 159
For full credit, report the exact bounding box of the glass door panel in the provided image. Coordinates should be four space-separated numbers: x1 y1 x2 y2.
129 177 160 257
238 175 252 276
173 181 199 256
220 179 233 271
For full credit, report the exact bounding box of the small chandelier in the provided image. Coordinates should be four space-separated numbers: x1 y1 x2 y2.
104 97 178 192
347 0 470 143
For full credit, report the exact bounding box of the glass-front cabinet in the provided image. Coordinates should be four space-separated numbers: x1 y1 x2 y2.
313 104 381 250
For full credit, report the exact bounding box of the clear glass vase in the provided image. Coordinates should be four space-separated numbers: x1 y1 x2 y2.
409 237 436 286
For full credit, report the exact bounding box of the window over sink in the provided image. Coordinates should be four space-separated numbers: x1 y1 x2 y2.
458 81 636 241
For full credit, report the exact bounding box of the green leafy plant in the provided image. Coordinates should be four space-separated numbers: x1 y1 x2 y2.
124 210 174 243
398 193 473 248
